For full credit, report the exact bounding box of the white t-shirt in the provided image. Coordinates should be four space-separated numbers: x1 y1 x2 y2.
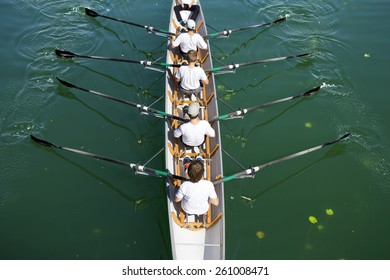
174 120 215 147
175 65 207 91
172 33 207 54
176 179 217 215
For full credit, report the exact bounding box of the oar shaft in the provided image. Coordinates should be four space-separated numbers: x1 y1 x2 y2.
76 53 139 64
99 14 145 28
253 133 351 171
212 85 321 121
213 133 351 185
245 85 321 112
205 16 286 38
207 53 311 72
239 53 310 67
231 16 286 33
85 8 175 36
56 78 187 122
55 49 180 67
31 135 135 169
57 78 138 107
30 135 188 181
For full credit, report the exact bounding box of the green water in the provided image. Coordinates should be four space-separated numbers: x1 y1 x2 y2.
1 0 389 260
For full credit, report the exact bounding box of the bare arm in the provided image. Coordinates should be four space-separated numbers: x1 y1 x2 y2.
175 195 182 202
210 196 219 206
201 68 209 85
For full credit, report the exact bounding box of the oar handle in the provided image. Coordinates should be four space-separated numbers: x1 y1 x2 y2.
142 166 188 181
138 105 187 122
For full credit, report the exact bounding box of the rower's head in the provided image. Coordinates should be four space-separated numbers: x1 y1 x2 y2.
187 101 199 119
188 160 204 183
187 50 198 63
186 20 196 32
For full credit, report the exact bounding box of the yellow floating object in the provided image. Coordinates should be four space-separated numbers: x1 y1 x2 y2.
309 216 318 224
217 84 225 90
305 122 312 128
256 231 265 239
304 243 313 250
364 53 370 58
326 209 334 216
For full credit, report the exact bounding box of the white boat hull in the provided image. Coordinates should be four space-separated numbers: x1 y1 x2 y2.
165 0 225 260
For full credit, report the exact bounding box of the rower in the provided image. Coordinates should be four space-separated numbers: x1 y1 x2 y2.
173 101 215 156
174 50 208 101
173 0 200 27
171 19 207 60
174 160 219 228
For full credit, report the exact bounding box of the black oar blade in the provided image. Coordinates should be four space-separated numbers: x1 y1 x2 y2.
31 135 58 148
56 77 76 88
55 49 76 58
296 52 311 58
303 85 321 97
274 17 286 24
85 8 100 17
324 133 351 146
339 132 352 140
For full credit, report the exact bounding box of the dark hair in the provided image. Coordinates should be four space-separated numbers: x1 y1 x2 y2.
187 50 198 63
187 160 204 183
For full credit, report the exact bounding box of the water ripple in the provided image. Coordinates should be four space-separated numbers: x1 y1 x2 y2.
2 1 116 145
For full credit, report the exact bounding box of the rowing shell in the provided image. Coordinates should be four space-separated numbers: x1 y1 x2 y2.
165 0 225 260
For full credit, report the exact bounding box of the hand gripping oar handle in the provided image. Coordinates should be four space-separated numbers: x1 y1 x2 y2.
30 135 188 181
213 133 351 185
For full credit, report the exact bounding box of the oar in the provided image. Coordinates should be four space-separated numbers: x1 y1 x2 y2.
205 16 286 39
30 135 188 181
206 53 311 73
85 8 176 36
213 133 351 185
56 78 187 122
55 49 180 68
212 85 321 121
